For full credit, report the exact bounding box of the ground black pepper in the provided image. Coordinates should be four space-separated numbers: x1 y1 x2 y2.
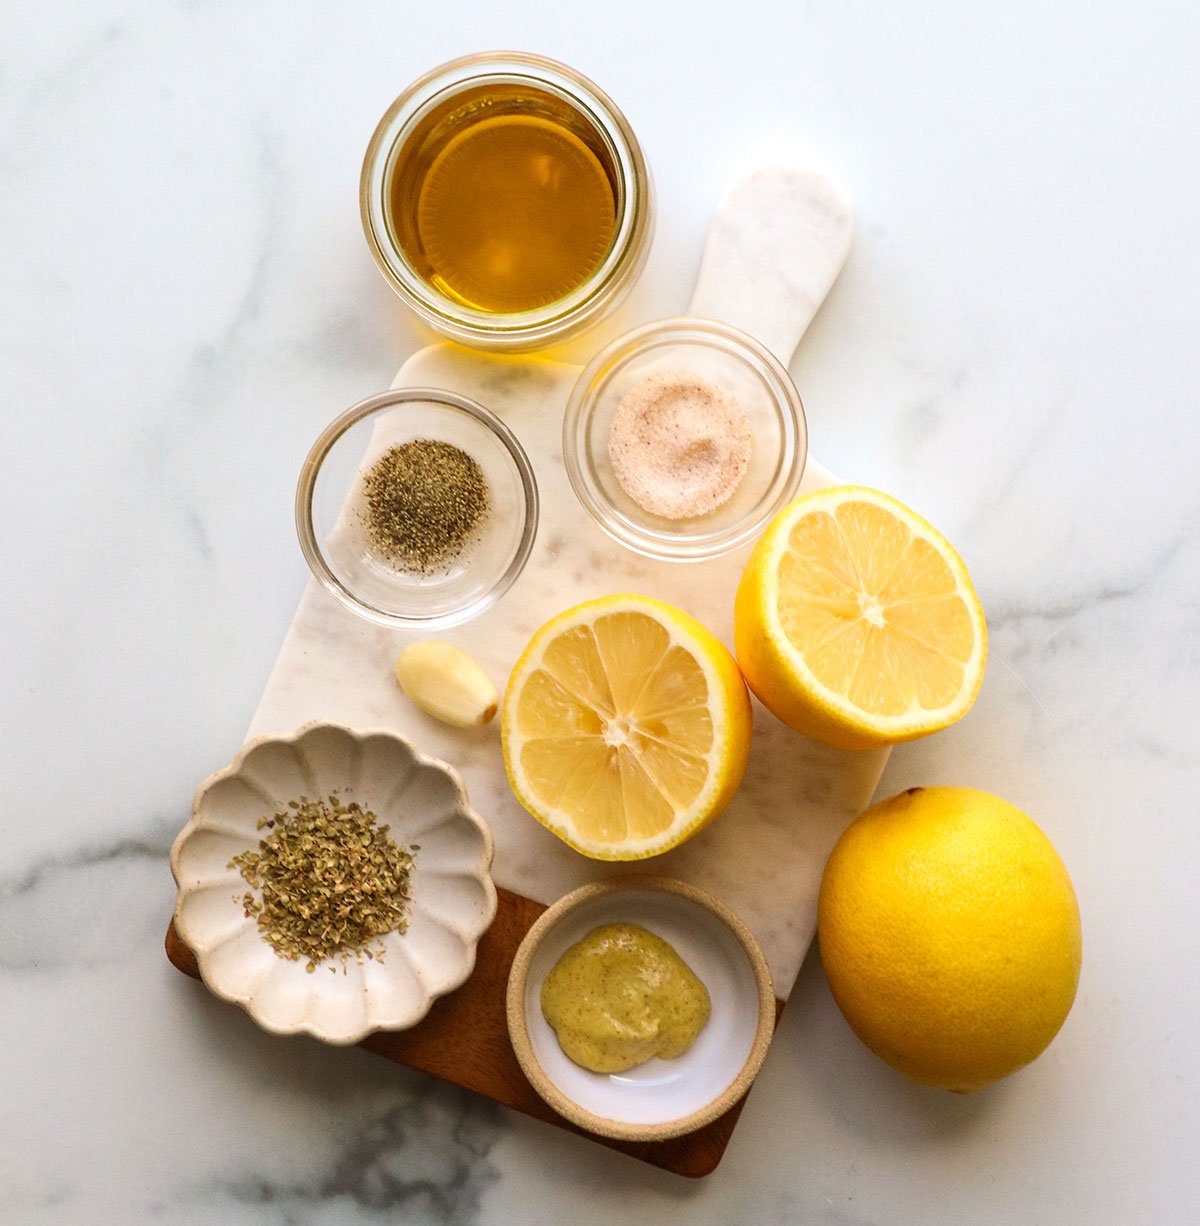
361 439 489 574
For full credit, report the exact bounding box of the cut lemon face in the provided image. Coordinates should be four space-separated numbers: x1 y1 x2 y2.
734 487 987 749
502 594 752 860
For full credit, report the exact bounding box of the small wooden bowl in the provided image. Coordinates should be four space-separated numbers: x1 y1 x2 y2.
506 877 775 1141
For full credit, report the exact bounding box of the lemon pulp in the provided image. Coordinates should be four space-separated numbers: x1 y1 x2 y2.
735 486 987 749
502 595 751 860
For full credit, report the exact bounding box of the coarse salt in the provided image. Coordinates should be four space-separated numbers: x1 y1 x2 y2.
607 371 752 520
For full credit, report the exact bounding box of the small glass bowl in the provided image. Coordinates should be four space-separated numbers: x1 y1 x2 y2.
360 52 654 351
296 388 538 629
562 318 808 562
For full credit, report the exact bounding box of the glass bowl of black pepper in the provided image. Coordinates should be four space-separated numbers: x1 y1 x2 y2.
297 388 539 629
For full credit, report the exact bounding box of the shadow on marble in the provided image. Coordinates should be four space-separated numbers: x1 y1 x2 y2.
172 974 509 1220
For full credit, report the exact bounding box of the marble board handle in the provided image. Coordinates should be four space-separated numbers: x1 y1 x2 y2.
687 166 854 365
687 167 852 494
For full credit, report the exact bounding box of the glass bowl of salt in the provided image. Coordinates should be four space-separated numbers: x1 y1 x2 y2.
297 387 539 629
562 317 807 562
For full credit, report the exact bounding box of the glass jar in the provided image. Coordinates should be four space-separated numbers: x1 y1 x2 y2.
360 52 654 351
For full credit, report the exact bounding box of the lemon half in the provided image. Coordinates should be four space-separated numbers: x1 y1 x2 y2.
502 594 752 860
734 486 987 749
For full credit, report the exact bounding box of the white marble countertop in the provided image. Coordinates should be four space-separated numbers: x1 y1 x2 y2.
3 2 1197 1222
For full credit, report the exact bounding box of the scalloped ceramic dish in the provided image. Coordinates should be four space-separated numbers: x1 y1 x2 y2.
170 723 497 1043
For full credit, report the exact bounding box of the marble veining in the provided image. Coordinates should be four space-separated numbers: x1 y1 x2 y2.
219 1086 503 1221
4 4 1199 1223
0 821 177 971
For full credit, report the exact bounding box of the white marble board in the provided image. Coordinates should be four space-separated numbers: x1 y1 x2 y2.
248 169 880 999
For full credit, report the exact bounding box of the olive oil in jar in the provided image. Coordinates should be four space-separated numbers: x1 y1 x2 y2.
386 84 619 315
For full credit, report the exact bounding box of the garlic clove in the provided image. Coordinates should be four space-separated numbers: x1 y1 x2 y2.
395 642 499 728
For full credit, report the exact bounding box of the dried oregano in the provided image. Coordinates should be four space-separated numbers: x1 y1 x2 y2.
229 795 415 973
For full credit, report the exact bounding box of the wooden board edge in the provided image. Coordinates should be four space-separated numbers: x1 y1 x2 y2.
164 889 785 1179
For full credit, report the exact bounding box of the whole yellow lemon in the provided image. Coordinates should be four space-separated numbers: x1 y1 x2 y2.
817 787 1081 1091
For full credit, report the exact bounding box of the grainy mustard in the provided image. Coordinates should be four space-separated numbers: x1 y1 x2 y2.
540 923 711 1073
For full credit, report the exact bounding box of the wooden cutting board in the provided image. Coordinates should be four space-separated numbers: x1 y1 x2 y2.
166 168 882 1177
166 894 783 1177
